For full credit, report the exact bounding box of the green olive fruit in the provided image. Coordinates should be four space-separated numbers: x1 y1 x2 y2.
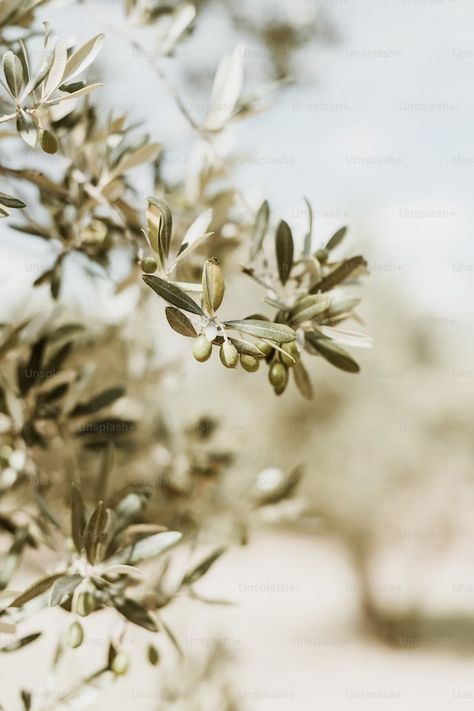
240 354 260 372
141 257 157 274
111 651 129 675
192 334 212 362
67 621 84 648
314 248 329 263
280 340 300 368
220 342 238 368
76 591 95 617
148 644 160 666
254 339 273 357
269 362 288 394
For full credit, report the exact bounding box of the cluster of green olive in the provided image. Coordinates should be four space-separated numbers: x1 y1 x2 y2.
192 334 262 371
191 333 300 394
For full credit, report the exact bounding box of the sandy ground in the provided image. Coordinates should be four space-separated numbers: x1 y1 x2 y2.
2 530 473 710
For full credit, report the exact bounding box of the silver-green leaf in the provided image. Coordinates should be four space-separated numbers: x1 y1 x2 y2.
224 319 295 344
143 275 204 315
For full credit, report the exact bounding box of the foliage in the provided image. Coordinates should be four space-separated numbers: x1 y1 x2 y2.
0 1 369 707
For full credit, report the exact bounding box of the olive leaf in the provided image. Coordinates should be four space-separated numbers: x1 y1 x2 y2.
143 275 204 315
21 49 54 99
0 633 41 653
108 144 160 182
202 258 225 315
71 386 125 417
305 332 360 373
250 200 270 260
275 220 294 285
49 82 102 103
84 501 108 565
62 34 105 84
49 575 82 607
302 197 313 256
325 226 347 251
3 50 24 99
95 509 117 563
293 360 313 400
203 44 244 131
71 486 86 553
291 295 331 324
224 319 295 344
39 128 58 154
9 573 63 608
116 598 158 632
310 255 367 293
42 40 68 99
224 336 265 357
145 196 173 267
182 548 225 586
107 531 182 566
16 111 37 147
0 193 26 209
174 208 213 266
165 307 197 337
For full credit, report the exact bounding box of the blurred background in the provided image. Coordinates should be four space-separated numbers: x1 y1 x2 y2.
2 0 474 709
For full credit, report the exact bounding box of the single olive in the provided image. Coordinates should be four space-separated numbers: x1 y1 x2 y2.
254 339 273 357
76 591 95 617
141 257 158 274
192 334 212 362
111 651 129 675
240 354 260 372
280 340 300 368
67 621 84 648
269 362 288 394
220 341 238 368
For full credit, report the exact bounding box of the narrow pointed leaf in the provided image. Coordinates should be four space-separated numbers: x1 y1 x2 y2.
146 196 172 263
43 40 68 98
293 360 313 400
224 319 295 343
107 531 182 565
63 34 104 83
202 258 224 314
325 226 347 251
310 256 367 293
302 197 313 256
0 193 26 209
177 208 213 256
305 333 360 373
143 275 204 315
116 598 158 632
16 111 37 147
71 486 86 553
182 548 225 586
165 307 197 337
0 633 41 653
71 386 125 417
250 200 270 260
49 575 82 607
275 220 294 285
9 573 63 608
3 51 24 98
39 128 58 154
84 501 107 564
110 144 160 180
